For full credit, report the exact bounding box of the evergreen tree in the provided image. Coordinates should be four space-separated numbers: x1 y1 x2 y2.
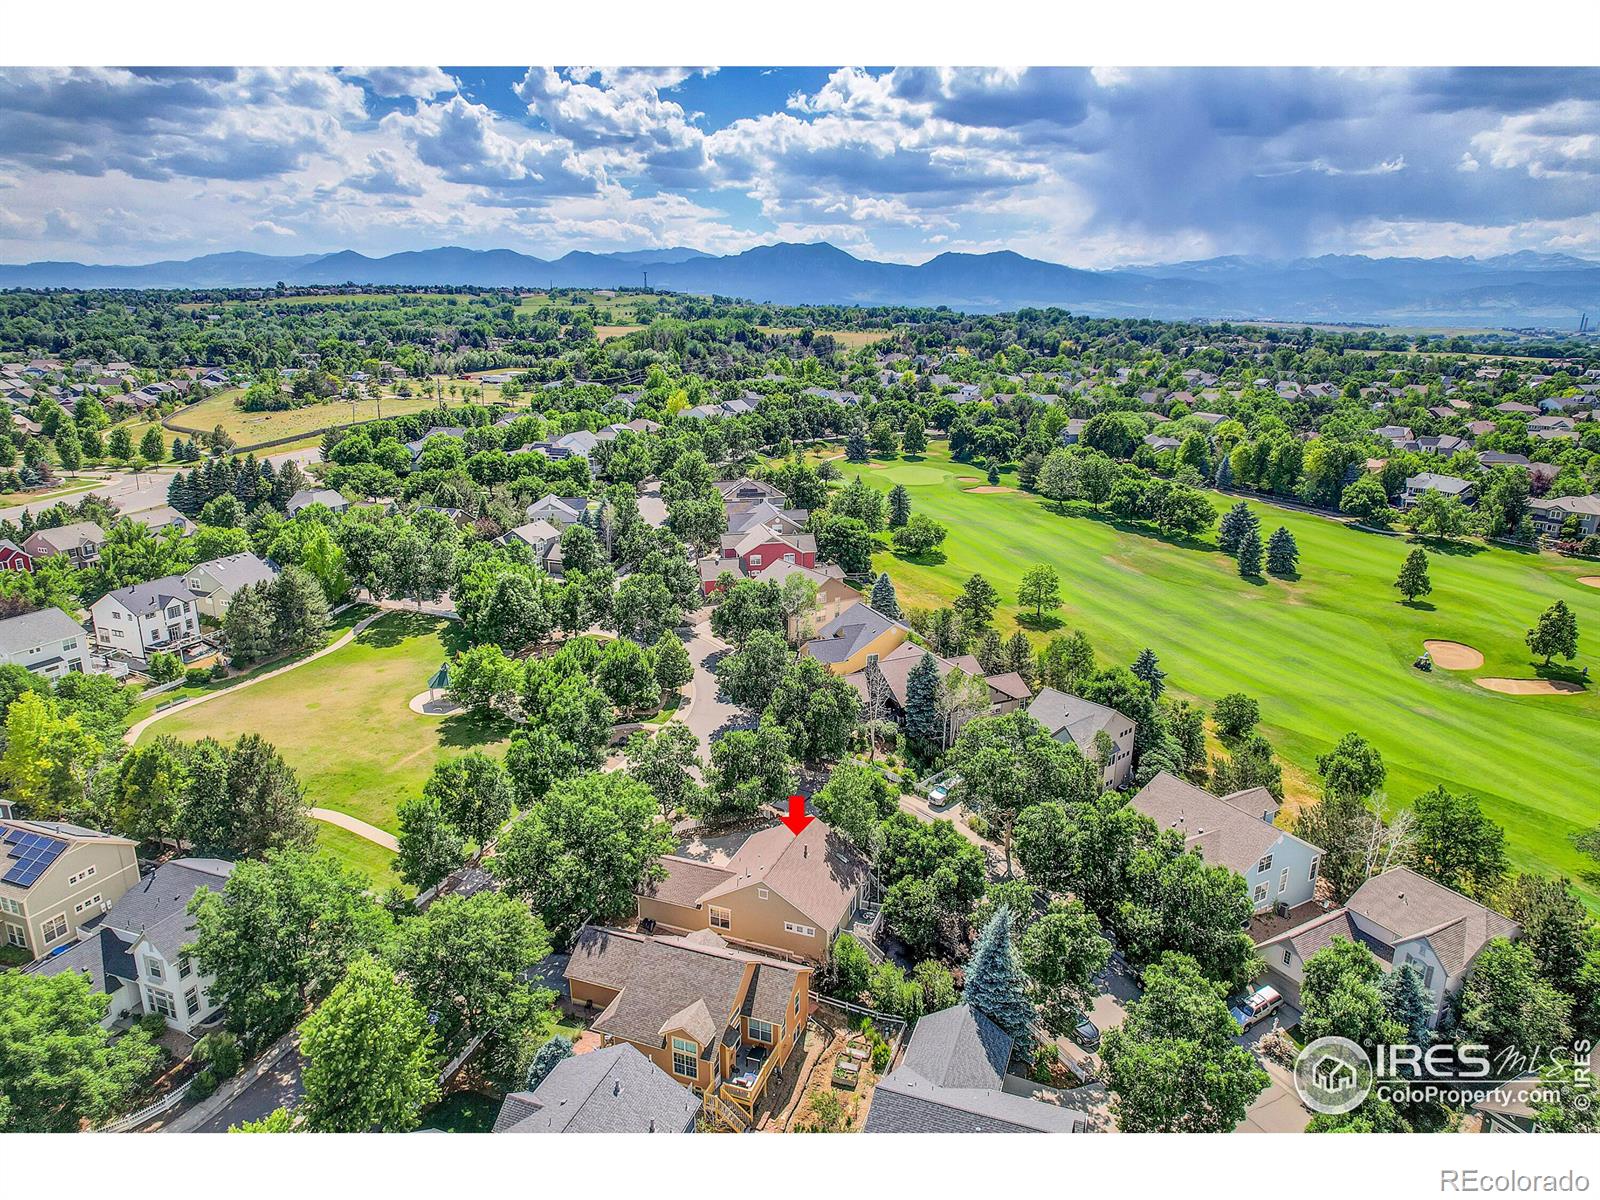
1005 631 1035 685
1216 500 1256 554
651 630 693 695
270 565 331 650
1394 548 1432 604
1266 526 1299 576
887 483 911 528
846 424 869 463
1383 962 1433 1048
1214 454 1234 489
869 571 902 619
1526 600 1579 665
224 582 276 663
524 1035 574 1090
1131 648 1166 700
986 460 1001 485
962 905 1037 1054
904 652 942 748
1237 526 1263 578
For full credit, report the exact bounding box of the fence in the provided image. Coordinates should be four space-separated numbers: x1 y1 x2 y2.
99 1077 197 1133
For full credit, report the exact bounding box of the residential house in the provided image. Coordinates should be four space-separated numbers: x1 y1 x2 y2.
846 641 1030 741
1060 418 1086 446
181 552 279 620
1142 433 1181 453
0 538 34 572
1406 434 1473 457
1477 451 1529 469
128 505 196 538
1494 401 1538 416
29 857 235 1033
1375 425 1415 446
525 495 591 528
725 499 809 540
1400 473 1475 509
492 1044 700 1133
0 820 140 959
715 478 786 506
90 575 202 661
1130 771 1323 915
751 559 855 640
404 426 467 460
1528 494 1600 539
23 520 106 568
1258 867 1518 1025
565 926 811 1124
799 600 909 674
500 518 563 568
1026 686 1137 789
286 488 349 516
0 607 90 678
638 819 872 965
714 527 816 592
866 1004 1086 1133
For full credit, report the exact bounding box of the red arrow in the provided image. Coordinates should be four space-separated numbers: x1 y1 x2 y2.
780 794 813 836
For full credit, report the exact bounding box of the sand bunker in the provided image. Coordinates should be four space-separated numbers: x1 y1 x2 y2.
1579 577 1600 589
1474 678 1585 696
1423 640 1485 670
964 486 1016 494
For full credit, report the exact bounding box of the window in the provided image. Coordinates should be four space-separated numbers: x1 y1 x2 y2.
147 988 176 1019
756 887 768 900
72 893 101 914
0 896 21 916
62 638 77 651
67 865 97 886
670 1036 698 1079
42 913 68 943
1282 948 1292 967
783 921 816 938
783 553 795 564
179 955 192 979
1256 854 1273 874
145 956 164 981
184 988 201 1018
5 924 25 948
709 906 732 930
1252 883 1268 903
1309 857 1320 881
747 1019 774 1044
1278 867 1289 895
794 993 802 1018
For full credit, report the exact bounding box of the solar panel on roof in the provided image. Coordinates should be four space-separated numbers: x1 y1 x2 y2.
0 829 66 886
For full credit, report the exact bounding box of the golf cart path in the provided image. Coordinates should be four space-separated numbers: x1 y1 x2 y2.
308 808 399 851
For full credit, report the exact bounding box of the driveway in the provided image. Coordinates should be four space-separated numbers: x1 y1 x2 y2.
672 612 751 772
194 1048 305 1132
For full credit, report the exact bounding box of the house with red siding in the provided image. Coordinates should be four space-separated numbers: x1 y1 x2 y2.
703 528 817 595
0 539 33 573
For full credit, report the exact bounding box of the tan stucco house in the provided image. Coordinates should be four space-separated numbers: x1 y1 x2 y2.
1 819 140 959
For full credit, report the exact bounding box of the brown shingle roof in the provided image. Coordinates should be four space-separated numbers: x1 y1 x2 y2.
643 856 735 907
1345 867 1519 977
1130 771 1318 877
700 820 868 934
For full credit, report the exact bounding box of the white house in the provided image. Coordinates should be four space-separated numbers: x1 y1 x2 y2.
524 495 590 527
182 552 279 620
1130 771 1323 913
90 576 202 662
0 607 90 678
1026 687 1138 789
286 488 349 517
29 858 235 1034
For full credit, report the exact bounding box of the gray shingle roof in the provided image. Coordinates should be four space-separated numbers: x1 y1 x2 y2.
1130 771 1319 877
1027 686 1132 751
493 1045 699 1133
29 925 136 992
801 600 907 665
100 574 199 615
185 552 277 595
0 607 85 658
1345 867 1519 977
96 858 233 959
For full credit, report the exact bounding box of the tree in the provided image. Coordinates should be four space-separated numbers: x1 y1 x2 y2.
139 425 165 463
393 793 467 892
962 905 1038 1054
1116 829 1260 988
903 650 942 748
813 760 897 850
269 564 331 651
1216 501 1258 555
422 751 514 850
829 934 874 1002
1316 732 1386 801
1211 692 1259 741
0 970 162 1131
1099 952 1268 1132
710 580 785 646
595 636 659 713
230 1107 296 1132
1130 648 1166 700
811 513 875 575
493 773 675 944
716 628 790 712
703 720 794 825
901 417 927 456
1500 874 1594 1005
1299 937 1405 1056
765 656 862 763
652 630 693 695
1266 526 1299 576
299 955 440 1132
1383 962 1434 1050
390 892 555 1088
223 582 276 663
1209 732 1284 800
1394 548 1432 604
1236 525 1263 578
1526 600 1579 665
1455 939 1573 1061
891 512 947 556
845 424 868 463
112 734 188 850
954 573 1000 629
1017 564 1061 621
869 571 902 619
887 483 912 527
1019 899 1111 1037
223 733 315 859
190 848 389 1051
624 723 704 818
1406 786 1508 900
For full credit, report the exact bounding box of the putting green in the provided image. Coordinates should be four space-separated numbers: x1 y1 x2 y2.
875 463 947 486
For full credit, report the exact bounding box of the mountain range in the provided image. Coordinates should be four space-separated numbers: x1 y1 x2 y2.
3 242 1597 329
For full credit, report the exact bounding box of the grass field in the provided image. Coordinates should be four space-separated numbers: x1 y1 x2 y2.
0 475 100 506
136 611 508 877
517 290 660 323
178 292 484 311
166 387 457 447
850 445 1600 902
756 326 891 349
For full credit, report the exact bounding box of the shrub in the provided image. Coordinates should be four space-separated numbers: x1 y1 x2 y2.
190 1066 220 1099
195 1031 242 1080
138 1012 169 1039
146 651 184 684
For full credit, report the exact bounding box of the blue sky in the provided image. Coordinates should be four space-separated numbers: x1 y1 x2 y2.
0 66 1595 266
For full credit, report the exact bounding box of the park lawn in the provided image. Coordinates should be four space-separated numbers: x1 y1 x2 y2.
851 445 1600 902
315 823 401 894
136 610 508 839
165 388 444 447
516 291 659 322
756 326 892 350
0 475 100 506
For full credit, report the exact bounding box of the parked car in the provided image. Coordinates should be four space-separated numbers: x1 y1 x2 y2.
928 776 959 804
1229 984 1284 1031
1073 1012 1101 1050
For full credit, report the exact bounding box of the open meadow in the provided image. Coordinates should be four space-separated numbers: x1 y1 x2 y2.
851 445 1600 901
165 384 494 448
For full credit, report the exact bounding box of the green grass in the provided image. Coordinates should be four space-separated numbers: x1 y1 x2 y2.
166 388 444 447
0 476 100 506
136 611 508 863
847 445 1600 903
315 823 402 894
422 1090 501 1133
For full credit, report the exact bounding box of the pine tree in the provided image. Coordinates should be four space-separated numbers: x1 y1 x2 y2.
846 424 869 463
166 471 191 515
887 484 912 528
1217 501 1257 555
962 905 1037 1054
1214 453 1234 489
986 460 1001 485
1382 963 1433 1048
904 652 942 748
1005 631 1034 685
1237 526 1263 578
1394 548 1431 604
1266 526 1299 576
976 627 1006 675
1131 648 1166 699
870 571 902 619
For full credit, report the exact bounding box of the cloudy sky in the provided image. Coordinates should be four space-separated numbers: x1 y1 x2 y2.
0 66 1596 267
